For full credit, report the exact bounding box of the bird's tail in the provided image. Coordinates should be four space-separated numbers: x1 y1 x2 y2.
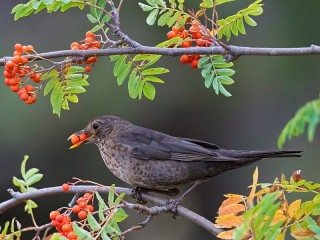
233 150 302 159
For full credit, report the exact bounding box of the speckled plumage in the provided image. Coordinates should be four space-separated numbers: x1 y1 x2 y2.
72 115 301 190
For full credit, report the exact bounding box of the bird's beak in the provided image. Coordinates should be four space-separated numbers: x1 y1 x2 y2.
67 130 95 149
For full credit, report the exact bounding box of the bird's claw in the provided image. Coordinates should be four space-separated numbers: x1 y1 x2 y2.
166 197 183 218
131 187 147 205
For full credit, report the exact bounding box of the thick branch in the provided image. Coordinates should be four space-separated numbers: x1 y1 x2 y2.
0 185 221 236
1 45 320 65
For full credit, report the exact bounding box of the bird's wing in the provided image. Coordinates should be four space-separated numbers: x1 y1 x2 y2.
119 126 236 162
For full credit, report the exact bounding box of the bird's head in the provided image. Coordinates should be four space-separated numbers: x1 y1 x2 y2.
68 115 127 149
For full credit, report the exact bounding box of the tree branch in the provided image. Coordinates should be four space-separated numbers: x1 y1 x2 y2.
0 185 222 236
1 44 320 66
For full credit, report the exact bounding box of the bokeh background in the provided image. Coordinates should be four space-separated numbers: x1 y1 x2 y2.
0 0 319 239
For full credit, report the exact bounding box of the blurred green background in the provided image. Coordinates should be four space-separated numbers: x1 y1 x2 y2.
1 0 319 239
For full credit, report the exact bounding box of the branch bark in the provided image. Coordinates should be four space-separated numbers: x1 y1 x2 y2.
1 45 320 66
0 185 222 236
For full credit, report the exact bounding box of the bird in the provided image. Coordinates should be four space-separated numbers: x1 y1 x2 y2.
68 115 301 203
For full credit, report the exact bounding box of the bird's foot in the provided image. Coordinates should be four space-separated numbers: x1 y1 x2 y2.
166 196 183 218
131 187 147 205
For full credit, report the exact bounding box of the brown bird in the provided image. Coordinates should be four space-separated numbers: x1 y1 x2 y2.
69 115 301 201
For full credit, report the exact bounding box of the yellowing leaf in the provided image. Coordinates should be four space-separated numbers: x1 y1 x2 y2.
288 199 301 219
271 209 287 225
220 194 245 209
255 187 271 197
218 203 245 216
217 229 235 239
247 167 258 207
215 214 243 228
291 228 314 239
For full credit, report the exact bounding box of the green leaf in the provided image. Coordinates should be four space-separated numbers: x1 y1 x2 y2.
65 86 86 94
216 68 235 77
143 82 156 100
146 8 159 25
26 173 43 186
237 18 246 34
114 192 126 205
95 192 108 221
108 184 115 206
66 94 78 103
87 212 101 231
128 69 140 99
114 208 128 222
157 10 173 26
72 222 93 239
216 76 234 85
145 0 156 6
166 11 182 27
113 55 127 77
155 0 166 7
117 62 132 86
44 75 60 96
218 81 232 97
65 73 88 81
141 67 169 75
204 73 214 88
244 15 257 26
87 13 98 23
51 82 64 117
21 155 29 180
13 177 26 187
144 75 164 83
66 66 85 74
138 3 155 11
25 168 39 179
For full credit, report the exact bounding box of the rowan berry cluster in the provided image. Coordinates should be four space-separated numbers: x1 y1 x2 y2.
166 20 213 68
70 31 101 73
49 189 95 239
3 43 40 104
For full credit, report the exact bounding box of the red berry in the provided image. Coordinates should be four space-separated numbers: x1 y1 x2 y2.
14 43 23 52
86 31 95 38
180 41 192 48
87 205 94 212
62 223 72 232
51 220 58 227
167 31 177 39
5 61 14 69
71 135 80 145
25 85 34 92
18 88 27 96
4 70 14 78
72 205 81 213
21 56 28 64
62 183 70 192
190 59 199 68
33 73 41 83
67 231 76 239
10 85 19 92
12 56 22 64
78 201 87 209
180 55 190 64
55 214 64 222
4 78 11 86
85 66 91 72
79 133 88 141
78 210 88 220
172 25 185 33
20 93 29 101
25 96 37 104
50 210 60 220
83 192 93 200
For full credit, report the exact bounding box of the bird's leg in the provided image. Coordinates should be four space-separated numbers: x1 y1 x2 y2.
132 187 180 204
167 180 203 217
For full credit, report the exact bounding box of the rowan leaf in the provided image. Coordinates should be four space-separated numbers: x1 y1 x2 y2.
215 214 243 228
216 229 235 240
218 203 246 216
288 199 301 219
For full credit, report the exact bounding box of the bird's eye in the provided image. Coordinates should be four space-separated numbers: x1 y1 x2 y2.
92 122 99 130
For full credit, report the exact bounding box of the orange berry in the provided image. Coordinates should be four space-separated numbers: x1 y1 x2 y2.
78 201 87 209
78 210 88 220
25 96 37 104
180 41 192 48
9 78 19 85
167 30 177 39
172 25 185 33
180 55 189 64
14 43 23 52
71 46 79 50
55 214 64 222
62 183 70 192
21 56 28 64
4 78 11 86
20 93 29 101
193 55 201 60
12 56 22 64
22 45 28 52
18 88 27 96
179 30 188 39
71 135 80 145
26 45 34 52
4 70 14 78
79 133 88 141
84 66 91 72
70 42 80 48
72 205 81 213
33 74 41 83
77 197 85 204
86 31 95 38
85 37 94 43
50 210 60 220
190 59 199 68
83 192 92 200
5 61 14 69
13 50 22 57
191 31 202 39
87 205 94 212
62 223 72 232
10 85 19 92
25 85 34 92
67 231 76 239
51 220 58 227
